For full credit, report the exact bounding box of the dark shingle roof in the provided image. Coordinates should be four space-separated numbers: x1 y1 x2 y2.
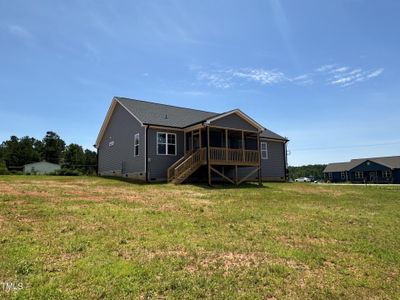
116 97 218 128
260 128 287 141
323 156 400 173
115 97 287 141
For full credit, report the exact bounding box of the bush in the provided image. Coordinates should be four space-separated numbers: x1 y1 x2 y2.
0 160 9 175
55 168 82 176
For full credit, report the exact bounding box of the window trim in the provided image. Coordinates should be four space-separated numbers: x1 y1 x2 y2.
355 171 364 179
383 170 392 178
134 133 140 157
260 142 268 160
156 132 177 156
341 172 346 180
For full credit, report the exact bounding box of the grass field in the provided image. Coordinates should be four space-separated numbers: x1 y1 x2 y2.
0 176 399 299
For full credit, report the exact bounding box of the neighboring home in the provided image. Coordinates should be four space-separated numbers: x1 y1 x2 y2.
23 161 61 175
323 156 400 184
95 97 288 185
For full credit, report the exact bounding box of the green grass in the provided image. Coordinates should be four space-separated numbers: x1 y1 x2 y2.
0 176 399 299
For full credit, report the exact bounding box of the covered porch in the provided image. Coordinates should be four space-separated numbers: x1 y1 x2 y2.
167 125 262 185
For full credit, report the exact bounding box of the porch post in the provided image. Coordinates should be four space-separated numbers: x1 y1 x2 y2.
257 132 262 187
242 130 245 162
199 128 202 148
225 129 228 161
207 126 211 186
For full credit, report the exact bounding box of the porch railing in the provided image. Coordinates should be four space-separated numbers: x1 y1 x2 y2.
209 147 259 165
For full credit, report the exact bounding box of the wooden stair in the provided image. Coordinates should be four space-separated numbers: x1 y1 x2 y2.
167 148 206 184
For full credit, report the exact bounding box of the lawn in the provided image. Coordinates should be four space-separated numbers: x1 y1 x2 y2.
0 176 399 299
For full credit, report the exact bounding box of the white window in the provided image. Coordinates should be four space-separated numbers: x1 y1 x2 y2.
355 171 364 179
383 170 391 178
157 132 176 155
261 142 268 159
341 172 346 180
109 140 114 147
134 133 139 156
328 172 332 179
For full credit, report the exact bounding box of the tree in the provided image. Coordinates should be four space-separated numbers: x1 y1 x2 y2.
84 149 97 174
288 164 327 180
41 131 65 164
63 144 85 169
1 136 41 167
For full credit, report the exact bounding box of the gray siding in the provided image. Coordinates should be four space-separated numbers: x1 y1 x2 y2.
210 114 258 131
98 103 145 178
224 140 286 182
147 128 184 181
260 140 286 180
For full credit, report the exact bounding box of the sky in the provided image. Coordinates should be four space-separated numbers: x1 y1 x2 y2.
0 0 399 166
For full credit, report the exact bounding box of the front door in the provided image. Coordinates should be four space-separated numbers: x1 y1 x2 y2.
369 171 376 182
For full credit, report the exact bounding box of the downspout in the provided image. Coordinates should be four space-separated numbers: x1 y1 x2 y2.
144 125 149 182
283 140 288 181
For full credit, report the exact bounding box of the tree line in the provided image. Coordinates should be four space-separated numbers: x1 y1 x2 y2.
0 131 96 175
288 164 327 180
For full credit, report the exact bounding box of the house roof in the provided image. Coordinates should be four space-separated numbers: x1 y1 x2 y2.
323 156 400 172
260 128 288 141
24 161 60 167
96 97 287 146
116 97 218 128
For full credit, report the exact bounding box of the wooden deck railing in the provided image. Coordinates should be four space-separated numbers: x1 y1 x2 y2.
209 147 259 165
167 150 194 182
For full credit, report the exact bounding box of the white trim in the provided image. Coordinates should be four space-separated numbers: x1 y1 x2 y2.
144 125 147 176
204 109 265 132
156 132 177 156
261 142 268 160
148 125 184 131
134 133 140 157
95 98 145 147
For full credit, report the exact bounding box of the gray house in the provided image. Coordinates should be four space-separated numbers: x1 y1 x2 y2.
324 156 400 184
23 161 61 175
95 97 288 185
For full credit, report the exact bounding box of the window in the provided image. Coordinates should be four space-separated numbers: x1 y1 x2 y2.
355 171 364 179
328 172 333 179
261 142 268 159
157 132 176 155
134 133 139 156
383 170 392 178
341 172 346 180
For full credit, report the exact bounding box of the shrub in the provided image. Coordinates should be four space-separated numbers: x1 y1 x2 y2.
55 168 82 176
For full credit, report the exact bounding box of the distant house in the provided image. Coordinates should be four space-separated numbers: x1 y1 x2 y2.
23 161 61 175
95 97 289 185
323 156 400 184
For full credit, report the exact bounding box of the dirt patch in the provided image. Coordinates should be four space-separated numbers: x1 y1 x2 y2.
280 185 359 197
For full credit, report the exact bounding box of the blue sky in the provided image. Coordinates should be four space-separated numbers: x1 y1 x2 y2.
1 0 399 166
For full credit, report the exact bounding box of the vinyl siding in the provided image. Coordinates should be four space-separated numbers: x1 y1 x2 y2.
225 140 286 182
210 113 258 131
98 103 145 177
147 128 184 181
260 140 286 180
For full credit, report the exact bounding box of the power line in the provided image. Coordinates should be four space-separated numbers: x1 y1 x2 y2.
290 140 400 152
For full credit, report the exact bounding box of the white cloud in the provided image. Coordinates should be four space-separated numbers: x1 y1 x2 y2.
316 64 336 72
328 67 384 87
6 24 34 40
232 69 286 85
194 64 384 89
366 68 384 79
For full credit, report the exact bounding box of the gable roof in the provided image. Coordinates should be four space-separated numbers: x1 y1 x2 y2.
96 96 287 146
260 128 288 141
117 97 218 128
323 156 400 173
204 109 265 131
